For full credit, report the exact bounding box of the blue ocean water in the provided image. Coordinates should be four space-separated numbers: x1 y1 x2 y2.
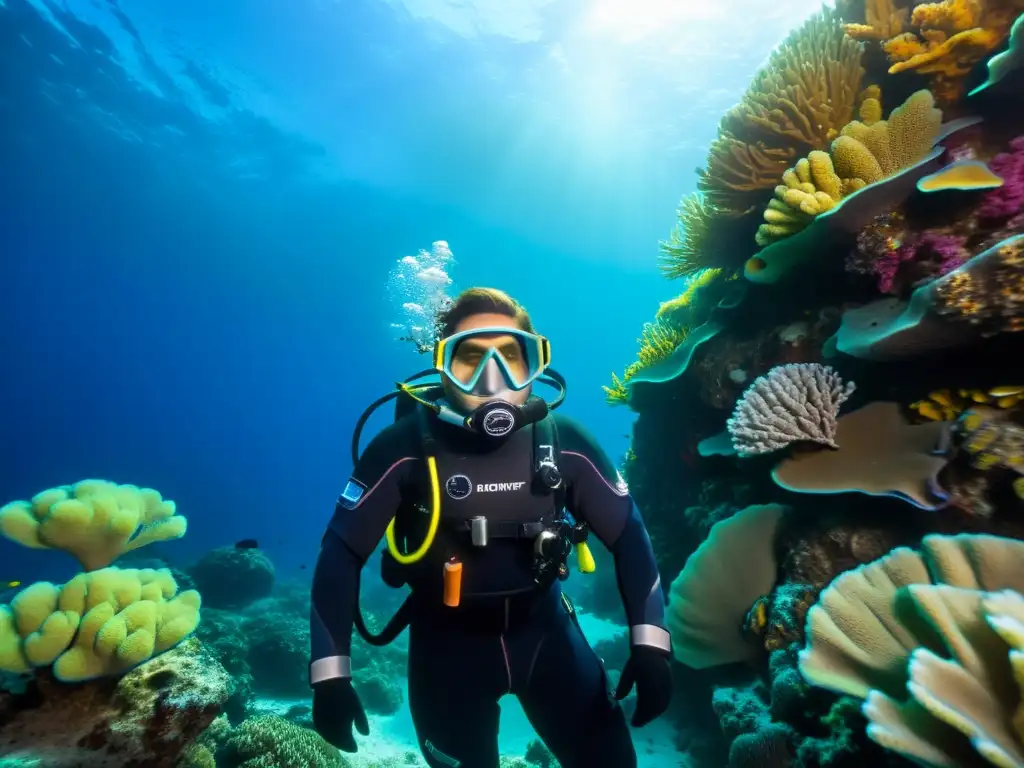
0 0 828 763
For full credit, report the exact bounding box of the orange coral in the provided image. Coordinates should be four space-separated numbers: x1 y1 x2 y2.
882 0 1024 104
844 0 911 40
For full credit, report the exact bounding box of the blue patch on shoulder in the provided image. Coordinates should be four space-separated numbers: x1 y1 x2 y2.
339 478 367 509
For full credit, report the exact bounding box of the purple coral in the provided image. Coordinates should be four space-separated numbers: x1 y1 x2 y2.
874 232 968 294
977 136 1024 222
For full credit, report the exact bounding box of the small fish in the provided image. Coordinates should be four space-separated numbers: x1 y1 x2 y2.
3 581 21 589
235 538 259 550
299 564 307 570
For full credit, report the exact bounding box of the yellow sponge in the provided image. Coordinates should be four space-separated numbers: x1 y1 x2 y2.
0 480 187 571
0 567 201 682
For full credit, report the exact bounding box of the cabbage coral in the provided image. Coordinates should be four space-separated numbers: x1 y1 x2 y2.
799 533 1024 768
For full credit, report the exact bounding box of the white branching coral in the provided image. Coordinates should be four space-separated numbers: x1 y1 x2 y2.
727 363 856 457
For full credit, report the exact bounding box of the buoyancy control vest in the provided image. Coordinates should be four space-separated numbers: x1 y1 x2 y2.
381 405 569 600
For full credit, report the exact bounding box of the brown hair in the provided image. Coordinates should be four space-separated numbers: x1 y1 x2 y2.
437 287 534 338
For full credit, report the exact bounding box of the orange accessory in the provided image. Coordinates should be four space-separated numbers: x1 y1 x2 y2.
443 558 463 607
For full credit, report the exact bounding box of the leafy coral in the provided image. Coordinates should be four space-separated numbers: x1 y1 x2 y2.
846 0 1024 104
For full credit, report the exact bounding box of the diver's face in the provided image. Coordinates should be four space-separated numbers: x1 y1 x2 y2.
443 312 532 412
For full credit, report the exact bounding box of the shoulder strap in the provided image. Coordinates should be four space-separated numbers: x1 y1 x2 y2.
532 415 566 513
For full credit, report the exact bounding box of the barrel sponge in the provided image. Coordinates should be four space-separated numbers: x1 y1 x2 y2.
0 479 187 571
0 567 201 682
667 504 787 669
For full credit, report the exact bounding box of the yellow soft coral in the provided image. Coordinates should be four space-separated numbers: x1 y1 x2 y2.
604 321 690 406
911 386 1024 420
0 480 187 571
697 8 865 212
656 269 724 321
0 567 200 682
756 89 942 246
882 0 1024 104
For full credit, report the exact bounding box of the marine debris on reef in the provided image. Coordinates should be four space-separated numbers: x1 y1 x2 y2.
798 533 1024 767
726 363 856 456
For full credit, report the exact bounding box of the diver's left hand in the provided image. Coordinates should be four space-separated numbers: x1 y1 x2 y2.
614 644 672 727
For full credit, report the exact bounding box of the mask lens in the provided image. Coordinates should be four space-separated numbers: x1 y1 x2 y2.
441 329 546 393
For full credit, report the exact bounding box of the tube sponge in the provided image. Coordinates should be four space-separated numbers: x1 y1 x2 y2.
0 479 187 571
0 567 200 682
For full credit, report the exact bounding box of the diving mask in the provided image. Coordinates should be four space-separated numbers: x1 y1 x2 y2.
434 327 551 398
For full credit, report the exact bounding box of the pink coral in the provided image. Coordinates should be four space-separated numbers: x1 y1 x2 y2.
978 137 1024 222
873 232 968 295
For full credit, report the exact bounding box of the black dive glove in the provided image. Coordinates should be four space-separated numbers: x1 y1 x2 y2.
312 678 369 752
614 644 673 727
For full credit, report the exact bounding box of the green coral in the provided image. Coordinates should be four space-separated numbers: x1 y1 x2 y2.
604 320 690 405
223 715 346 768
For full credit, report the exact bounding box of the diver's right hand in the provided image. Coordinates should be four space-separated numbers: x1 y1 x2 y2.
312 678 369 752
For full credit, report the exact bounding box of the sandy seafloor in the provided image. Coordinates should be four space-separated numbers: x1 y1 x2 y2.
253 613 682 766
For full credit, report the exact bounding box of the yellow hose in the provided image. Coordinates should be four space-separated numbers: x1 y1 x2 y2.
385 455 441 564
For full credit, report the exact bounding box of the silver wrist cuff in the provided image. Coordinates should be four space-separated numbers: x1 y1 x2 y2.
630 624 671 653
310 655 352 684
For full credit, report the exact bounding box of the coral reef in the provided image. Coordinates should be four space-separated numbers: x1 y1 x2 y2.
594 4 1024 765
219 715 345 768
699 8 865 213
772 401 954 510
755 89 943 247
726 363 856 456
604 319 692 405
799 533 1024 766
188 545 276 610
0 566 201 682
667 504 786 669
0 638 230 766
0 479 187 571
887 0 1023 104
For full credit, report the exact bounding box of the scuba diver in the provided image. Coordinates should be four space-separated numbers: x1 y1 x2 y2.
310 287 672 768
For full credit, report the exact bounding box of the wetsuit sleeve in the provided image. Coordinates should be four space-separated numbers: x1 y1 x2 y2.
556 414 670 654
309 419 419 685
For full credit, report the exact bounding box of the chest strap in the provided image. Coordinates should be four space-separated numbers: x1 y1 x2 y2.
446 520 548 539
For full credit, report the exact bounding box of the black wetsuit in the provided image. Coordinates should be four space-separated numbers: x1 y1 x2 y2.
311 410 669 768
